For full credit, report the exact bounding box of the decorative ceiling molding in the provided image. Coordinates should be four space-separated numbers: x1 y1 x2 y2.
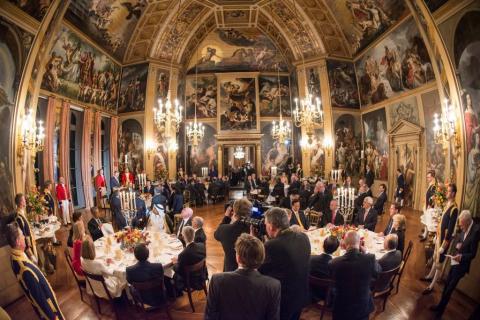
178 12 217 66
214 5 258 28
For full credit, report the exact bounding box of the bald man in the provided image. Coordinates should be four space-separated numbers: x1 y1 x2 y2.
329 231 380 320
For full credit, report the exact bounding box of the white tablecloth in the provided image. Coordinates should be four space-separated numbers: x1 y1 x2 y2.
33 217 61 240
94 231 184 279
306 228 387 260
420 208 440 233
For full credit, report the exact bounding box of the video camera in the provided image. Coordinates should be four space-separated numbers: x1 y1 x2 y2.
239 199 269 239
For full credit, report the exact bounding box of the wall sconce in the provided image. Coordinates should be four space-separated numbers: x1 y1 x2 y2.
433 98 461 157
145 139 156 160
18 108 45 160
323 136 333 157
167 138 178 152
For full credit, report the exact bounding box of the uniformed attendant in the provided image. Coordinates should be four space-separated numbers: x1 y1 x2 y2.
6 222 64 320
14 193 38 263
420 170 437 240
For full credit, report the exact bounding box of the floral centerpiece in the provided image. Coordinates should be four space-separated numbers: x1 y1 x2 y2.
433 183 447 209
26 187 48 222
328 225 359 240
115 228 150 252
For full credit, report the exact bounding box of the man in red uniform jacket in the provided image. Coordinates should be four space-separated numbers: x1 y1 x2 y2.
94 169 107 207
56 177 71 225
121 167 135 187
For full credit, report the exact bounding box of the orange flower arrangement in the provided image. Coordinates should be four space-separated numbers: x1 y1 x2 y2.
115 228 149 251
328 225 358 240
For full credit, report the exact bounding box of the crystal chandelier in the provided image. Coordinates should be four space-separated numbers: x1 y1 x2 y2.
20 108 45 153
233 146 245 159
187 49 205 147
272 65 291 144
433 98 456 144
154 95 182 132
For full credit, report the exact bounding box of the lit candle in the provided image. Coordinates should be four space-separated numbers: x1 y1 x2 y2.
361 150 365 159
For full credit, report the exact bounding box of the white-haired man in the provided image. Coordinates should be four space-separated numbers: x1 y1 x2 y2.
192 216 206 244
354 196 378 231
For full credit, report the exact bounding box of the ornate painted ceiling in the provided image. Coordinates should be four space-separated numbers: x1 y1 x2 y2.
63 0 413 66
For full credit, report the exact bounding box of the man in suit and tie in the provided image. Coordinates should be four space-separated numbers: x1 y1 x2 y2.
430 210 480 318
365 165 375 188
378 203 400 237
176 207 193 245
354 197 378 231
290 199 310 231
244 175 254 194
133 192 147 229
87 206 105 241
321 199 345 227
214 199 251 271
110 170 120 192
309 235 339 302
143 180 155 196
378 234 402 271
7 222 64 320
111 190 127 230
205 233 281 320
126 243 166 307
193 216 207 244
259 207 311 320
172 226 207 294
373 184 387 215
280 192 299 210
328 230 381 320
289 174 301 194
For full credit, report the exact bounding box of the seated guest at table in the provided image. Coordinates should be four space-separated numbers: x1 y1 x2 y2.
308 181 330 216
328 230 381 320
343 176 353 188
111 190 127 230
126 243 166 307
251 173 260 190
245 175 254 194
322 199 345 227
110 170 120 192
132 192 147 229
81 237 126 299
290 199 309 231
143 180 155 196
152 186 167 210
87 207 105 242
378 203 401 237
147 204 169 233
310 236 339 302
289 174 301 195
68 211 83 248
300 180 312 210
72 221 86 276
378 234 402 272
280 192 299 210
6 222 65 320
205 233 281 320
373 184 387 215
193 216 206 244
172 226 207 295
214 199 251 272
271 177 285 203
430 210 480 318
259 207 311 320
392 214 406 254
176 207 193 245
354 197 378 232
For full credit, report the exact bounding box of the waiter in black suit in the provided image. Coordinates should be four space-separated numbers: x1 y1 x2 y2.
354 197 378 231
373 184 387 215
87 206 105 241
395 168 405 204
205 234 281 320
290 199 309 230
321 199 345 227
431 211 480 318
214 199 251 271
425 170 437 209
192 216 207 244
329 230 380 320
365 165 374 188
260 207 311 320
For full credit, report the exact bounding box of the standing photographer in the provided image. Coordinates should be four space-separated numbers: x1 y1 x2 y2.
214 198 251 272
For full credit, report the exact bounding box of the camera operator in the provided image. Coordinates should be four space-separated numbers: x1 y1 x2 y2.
214 198 251 272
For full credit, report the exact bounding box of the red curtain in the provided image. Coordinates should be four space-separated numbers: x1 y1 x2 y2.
59 101 71 188
110 116 119 175
93 112 102 173
42 97 56 183
81 109 94 209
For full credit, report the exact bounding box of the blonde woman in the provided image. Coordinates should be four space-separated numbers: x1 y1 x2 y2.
72 221 86 276
391 214 406 254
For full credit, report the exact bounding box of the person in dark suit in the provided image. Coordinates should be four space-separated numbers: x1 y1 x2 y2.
110 170 120 192
299 180 312 210
87 206 105 241
192 216 207 244
365 165 374 188
151 186 168 210
176 207 193 245
43 181 61 246
310 236 339 302
271 177 286 202
133 193 147 229
430 211 480 318
308 181 331 215
373 184 387 214
354 197 378 231
425 170 437 209
288 174 301 195
321 199 345 227
170 187 184 216
110 190 127 230
172 226 207 294
251 173 260 189
259 207 311 320
378 203 401 237
205 233 281 320
290 199 310 231
245 175 254 194
126 244 166 307
378 234 402 271
280 192 299 210
6 222 65 320
143 180 155 196
395 168 405 204
214 199 251 271
328 230 381 320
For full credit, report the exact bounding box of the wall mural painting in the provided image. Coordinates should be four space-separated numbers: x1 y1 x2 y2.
187 28 287 74
333 113 362 178
421 91 445 182
261 122 290 176
310 129 326 177
259 75 291 117
42 27 121 112
396 143 417 207
118 63 148 113
219 77 257 131
307 67 321 98
387 96 420 127
118 119 143 175
189 123 217 176
8 0 52 21
327 60 360 109
65 0 147 61
325 0 407 54
185 75 217 119
0 17 33 220
362 108 388 180
456 12 480 217
423 0 449 13
356 18 435 107
153 129 168 181
157 69 169 101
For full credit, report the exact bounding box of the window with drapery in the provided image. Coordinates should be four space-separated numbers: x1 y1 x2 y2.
69 109 85 208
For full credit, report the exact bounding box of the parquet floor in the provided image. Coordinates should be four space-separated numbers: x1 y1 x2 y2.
4 195 477 320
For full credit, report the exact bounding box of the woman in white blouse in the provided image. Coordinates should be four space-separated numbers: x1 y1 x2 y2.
81 237 126 299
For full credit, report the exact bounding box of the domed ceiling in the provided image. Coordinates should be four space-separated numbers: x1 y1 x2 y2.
63 0 410 65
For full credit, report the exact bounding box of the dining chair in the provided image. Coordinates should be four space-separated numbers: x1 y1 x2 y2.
307 210 321 227
83 270 119 319
182 259 208 312
129 278 172 320
64 249 86 302
395 240 413 294
371 265 401 311
308 276 334 320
